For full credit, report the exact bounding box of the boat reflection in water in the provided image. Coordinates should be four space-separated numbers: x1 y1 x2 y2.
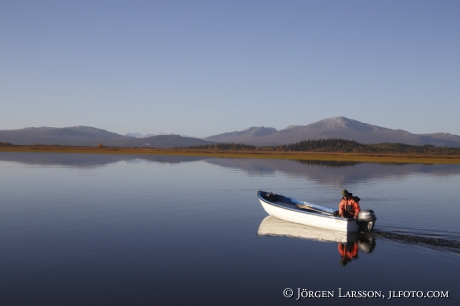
257 216 376 267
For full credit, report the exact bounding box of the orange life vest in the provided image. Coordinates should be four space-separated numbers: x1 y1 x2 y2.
339 197 361 218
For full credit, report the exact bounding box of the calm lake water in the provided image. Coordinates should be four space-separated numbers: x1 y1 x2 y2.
1 152 459 305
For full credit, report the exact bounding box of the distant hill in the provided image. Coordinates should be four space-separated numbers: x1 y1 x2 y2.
124 132 165 138
109 135 215 148
205 117 460 147
206 126 278 143
124 132 144 138
0 126 215 148
124 132 195 139
0 126 131 146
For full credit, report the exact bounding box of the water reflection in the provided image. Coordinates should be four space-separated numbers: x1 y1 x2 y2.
207 158 460 185
257 216 376 267
258 215 460 264
338 242 359 266
0 152 204 167
2 152 460 186
338 235 377 267
257 216 358 243
294 160 361 167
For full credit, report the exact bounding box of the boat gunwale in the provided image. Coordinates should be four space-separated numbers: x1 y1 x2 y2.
257 190 355 223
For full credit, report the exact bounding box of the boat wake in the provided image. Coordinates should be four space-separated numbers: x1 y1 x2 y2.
373 227 460 256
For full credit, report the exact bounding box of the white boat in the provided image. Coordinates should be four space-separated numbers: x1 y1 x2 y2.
257 190 373 232
258 216 358 243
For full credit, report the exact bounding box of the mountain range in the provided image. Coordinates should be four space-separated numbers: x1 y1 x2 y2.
0 126 214 148
1 117 460 148
205 117 460 147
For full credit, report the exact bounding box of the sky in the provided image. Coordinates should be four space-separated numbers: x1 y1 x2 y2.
1 0 459 138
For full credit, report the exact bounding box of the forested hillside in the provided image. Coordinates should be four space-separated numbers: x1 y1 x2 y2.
189 139 460 155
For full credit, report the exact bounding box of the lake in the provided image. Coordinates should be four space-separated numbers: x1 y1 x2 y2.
0 152 459 305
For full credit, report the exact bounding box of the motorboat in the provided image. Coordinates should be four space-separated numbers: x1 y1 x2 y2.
257 190 377 232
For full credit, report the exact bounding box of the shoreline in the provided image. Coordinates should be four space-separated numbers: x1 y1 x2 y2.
1 145 460 164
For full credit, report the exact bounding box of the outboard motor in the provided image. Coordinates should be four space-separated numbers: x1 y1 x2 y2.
356 210 377 233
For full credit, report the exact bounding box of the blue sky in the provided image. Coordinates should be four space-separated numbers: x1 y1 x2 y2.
1 0 459 137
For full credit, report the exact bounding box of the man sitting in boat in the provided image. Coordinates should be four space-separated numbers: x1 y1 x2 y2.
339 189 361 219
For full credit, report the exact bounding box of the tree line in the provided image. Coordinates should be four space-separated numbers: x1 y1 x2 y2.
187 139 460 155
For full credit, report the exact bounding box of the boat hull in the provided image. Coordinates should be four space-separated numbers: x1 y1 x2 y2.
258 191 359 232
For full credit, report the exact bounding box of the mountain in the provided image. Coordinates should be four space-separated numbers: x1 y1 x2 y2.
124 132 194 138
0 126 215 148
108 135 215 148
204 117 460 147
0 126 131 145
206 126 278 143
125 132 160 138
124 132 144 138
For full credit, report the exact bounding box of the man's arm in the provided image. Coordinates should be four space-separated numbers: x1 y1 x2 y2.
353 200 361 218
338 199 346 217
